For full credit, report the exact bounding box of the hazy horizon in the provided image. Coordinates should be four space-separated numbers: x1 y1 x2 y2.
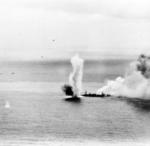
0 53 137 61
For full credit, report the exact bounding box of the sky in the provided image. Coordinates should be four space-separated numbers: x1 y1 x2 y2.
0 0 150 60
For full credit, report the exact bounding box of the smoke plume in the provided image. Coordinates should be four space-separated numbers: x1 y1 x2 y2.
97 54 150 98
69 54 84 97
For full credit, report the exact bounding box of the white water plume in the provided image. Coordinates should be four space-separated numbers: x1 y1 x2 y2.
69 54 84 97
97 54 150 98
5 101 10 109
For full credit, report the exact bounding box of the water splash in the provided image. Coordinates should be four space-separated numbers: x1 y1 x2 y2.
69 54 84 97
5 101 10 109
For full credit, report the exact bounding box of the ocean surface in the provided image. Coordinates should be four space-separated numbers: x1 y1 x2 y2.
0 59 149 145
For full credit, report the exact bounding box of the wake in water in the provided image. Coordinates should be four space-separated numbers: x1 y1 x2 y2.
97 54 150 98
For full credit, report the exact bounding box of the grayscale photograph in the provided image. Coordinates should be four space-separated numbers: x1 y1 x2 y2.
0 0 150 146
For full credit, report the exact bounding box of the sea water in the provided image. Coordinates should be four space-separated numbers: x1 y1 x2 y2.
0 59 149 145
